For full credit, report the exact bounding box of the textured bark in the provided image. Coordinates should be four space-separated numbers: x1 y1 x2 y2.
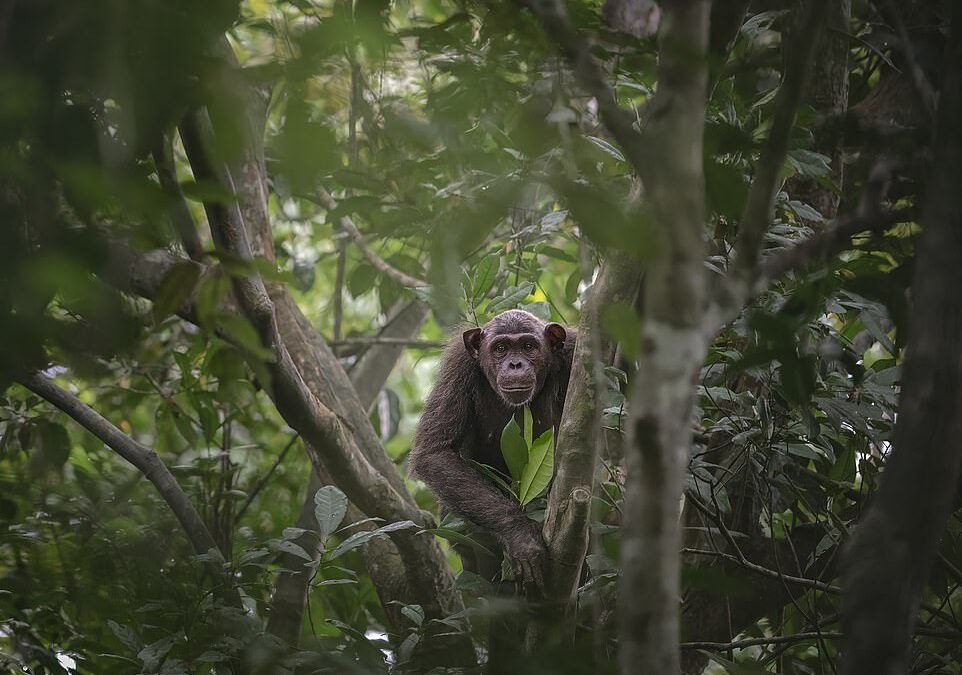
618 3 712 674
267 299 428 644
534 253 641 637
841 8 962 674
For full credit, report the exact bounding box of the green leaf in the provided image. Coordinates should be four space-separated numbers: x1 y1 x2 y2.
423 527 496 558
153 262 201 322
400 604 424 626
472 255 499 302
518 428 554 505
523 407 533 447
328 520 416 560
500 415 528 483
486 282 535 314
313 485 348 546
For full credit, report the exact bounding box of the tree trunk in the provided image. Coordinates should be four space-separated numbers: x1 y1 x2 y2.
841 7 962 674
618 2 712 674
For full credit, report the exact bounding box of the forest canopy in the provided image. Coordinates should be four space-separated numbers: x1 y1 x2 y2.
1 1 960 675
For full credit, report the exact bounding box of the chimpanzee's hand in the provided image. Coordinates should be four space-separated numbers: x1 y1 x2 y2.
498 519 547 595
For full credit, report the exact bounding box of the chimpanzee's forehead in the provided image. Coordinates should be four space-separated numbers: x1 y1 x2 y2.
483 309 542 334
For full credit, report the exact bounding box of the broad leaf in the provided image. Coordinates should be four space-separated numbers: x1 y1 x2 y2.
518 428 555 505
500 415 528 483
314 485 348 546
328 520 416 560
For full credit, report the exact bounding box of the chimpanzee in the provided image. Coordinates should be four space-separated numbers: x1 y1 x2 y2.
410 309 576 590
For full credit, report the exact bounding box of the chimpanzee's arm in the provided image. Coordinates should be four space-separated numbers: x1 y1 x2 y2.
410 341 545 588
409 343 526 532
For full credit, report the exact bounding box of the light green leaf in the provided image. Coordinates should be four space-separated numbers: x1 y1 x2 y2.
518 428 555 505
500 415 528 483
314 485 348 546
153 262 201 322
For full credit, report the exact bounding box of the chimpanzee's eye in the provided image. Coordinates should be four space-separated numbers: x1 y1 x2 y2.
524 342 536 352
495 344 507 354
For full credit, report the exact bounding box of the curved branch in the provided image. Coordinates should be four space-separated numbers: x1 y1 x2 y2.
17 372 224 564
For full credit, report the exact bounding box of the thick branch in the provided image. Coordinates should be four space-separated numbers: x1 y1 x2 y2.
535 253 642 625
179 109 463 632
733 0 829 275
313 187 427 289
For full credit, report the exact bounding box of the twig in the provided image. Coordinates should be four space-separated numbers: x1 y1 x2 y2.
519 0 650 180
761 208 912 282
681 547 841 594
734 0 829 275
681 631 842 651
879 0 937 116
313 187 427 289
234 434 301 525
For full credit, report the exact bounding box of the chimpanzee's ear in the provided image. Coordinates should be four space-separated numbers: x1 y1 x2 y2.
544 323 567 352
463 327 483 357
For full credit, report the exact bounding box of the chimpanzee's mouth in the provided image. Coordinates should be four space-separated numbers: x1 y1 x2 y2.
501 386 532 392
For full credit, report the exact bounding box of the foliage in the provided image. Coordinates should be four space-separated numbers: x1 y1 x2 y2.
0 0 954 674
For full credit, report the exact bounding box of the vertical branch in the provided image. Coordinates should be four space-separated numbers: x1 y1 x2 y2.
152 133 204 261
535 253 641 633
841 8 962 674
732 0 829 278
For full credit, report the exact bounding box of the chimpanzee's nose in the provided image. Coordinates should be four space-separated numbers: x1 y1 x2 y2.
508 359 523 370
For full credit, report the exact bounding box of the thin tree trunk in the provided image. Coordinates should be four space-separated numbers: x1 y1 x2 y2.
529 253 641 645
618 3 712 674
841 8 962 674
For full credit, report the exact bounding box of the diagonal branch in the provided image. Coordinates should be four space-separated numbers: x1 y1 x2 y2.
733 0 829 276
760 207 913 282
178 106 465 630
17 372 225 565
312 187 427 289
519 0 651 181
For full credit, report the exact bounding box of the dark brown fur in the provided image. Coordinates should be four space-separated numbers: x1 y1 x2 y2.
410 309 576 589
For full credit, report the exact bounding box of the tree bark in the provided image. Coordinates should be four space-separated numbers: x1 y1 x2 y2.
267 299 428 644
841 7 962 674
531 253 641 642
618 3 712 674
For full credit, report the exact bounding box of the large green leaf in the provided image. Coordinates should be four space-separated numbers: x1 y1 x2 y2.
500 415 527 483
313 485 348 546
518 428 554 505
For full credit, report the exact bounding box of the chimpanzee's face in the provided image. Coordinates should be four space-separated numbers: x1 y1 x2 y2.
463 312 567 408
